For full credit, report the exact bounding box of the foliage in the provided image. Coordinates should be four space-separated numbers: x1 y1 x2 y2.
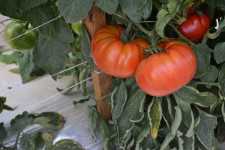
51 139 84 150
1 0 225 149
0 98 84 150
0 51 23 64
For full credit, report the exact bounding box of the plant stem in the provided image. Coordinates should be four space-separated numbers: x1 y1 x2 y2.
125 22 133 34
207 29 222 40
112 13 155 39
169 23 195 46
112 13 128 21
194 81 221 88
140 20 156 23
134 23 154 38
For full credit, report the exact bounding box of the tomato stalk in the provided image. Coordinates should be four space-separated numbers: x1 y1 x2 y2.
112 12 155 39
112 12 157 50
193 81 221 88
168 23 195 46
134 23 154 39
134 23 160 53
120 22 133 42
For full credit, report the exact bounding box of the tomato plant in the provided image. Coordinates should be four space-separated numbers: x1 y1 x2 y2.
136 41 197 96
1 0 225 149
91 25 149 78
4 21 37 50
179 12 210 42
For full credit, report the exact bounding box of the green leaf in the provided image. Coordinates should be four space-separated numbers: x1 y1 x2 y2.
34 112 65 131
52 139 84 150
96 0 119 14
175 86 218 107
99 119 111 145
156 10 170 38
111 82 128 121
23 4 74 74
162 97 174 128
183 136 195 150
10 111 34 132
80 26 92 64
135 120 151 150
206 0 225 10
193 43 212 78
148 97 162 139
200 65 218 82
120 0 152 23
57 0 93 23
19 0 48 11
88 106 99 133
17 131 44 150
222 102 225 123
196 109 217 150
160 107 182 150
33 34 68 74
121 127 132 147
118 90 146 135
177 131 184 150
219 19 225 30
155 0 180 38
0 0 48 19
218 64 225 95
174 95 195 137
0 123 7 143
24 4 59 35
33 19 74 74
88 106 111 149
214 42 225 64
18 50 35 83
0 51 23 64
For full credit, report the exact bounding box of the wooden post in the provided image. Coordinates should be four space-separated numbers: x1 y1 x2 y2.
84 7 112 120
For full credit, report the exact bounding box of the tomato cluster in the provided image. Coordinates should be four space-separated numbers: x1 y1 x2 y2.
92 25 197 96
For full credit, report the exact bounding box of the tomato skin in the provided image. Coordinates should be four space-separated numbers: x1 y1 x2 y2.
179 14 210 42
91 25 149 78
135 41 197 96
4 21 36 50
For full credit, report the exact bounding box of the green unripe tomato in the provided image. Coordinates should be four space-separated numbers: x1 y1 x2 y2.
4 21 37 50
71 21 82 35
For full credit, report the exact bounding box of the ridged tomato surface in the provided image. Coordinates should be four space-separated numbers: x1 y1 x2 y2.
92 25 149 78
135 41 197 96
179 14 210 42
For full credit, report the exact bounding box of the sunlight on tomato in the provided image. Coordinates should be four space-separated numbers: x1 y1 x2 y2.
135 41 197 96
91 25 149 78
4 21 37 50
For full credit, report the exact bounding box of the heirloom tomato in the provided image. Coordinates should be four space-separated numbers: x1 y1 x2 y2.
135 41 197 96
91 25 149 78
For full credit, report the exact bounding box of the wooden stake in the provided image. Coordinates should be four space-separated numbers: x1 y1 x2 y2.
84 7 112 120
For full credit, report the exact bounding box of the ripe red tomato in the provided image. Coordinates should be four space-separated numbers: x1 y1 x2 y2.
179 13 210 42
91 25 149 78
135 41 197 96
